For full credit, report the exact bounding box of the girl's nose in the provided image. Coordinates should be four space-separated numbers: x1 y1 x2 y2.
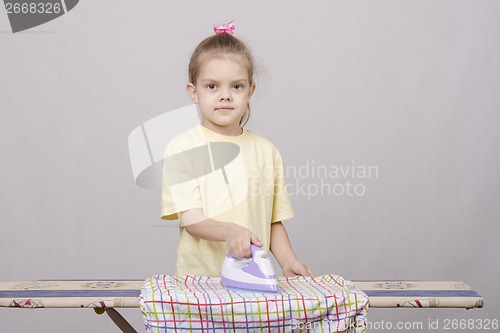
219 89 232 101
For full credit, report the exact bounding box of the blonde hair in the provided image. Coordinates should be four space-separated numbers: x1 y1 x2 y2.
188 33 255 126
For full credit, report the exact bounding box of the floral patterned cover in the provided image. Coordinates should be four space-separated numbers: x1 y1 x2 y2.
352 280 483 309
0 278 483 310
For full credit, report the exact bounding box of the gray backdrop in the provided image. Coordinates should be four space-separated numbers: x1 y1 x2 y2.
1 1 499 332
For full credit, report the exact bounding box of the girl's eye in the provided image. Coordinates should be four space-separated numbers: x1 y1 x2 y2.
207 84 216 90
233 84 244 90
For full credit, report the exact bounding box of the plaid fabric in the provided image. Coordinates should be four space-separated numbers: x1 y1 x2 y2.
140 274 368 332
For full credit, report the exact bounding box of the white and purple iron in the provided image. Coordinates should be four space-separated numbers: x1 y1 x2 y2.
221 245 278 293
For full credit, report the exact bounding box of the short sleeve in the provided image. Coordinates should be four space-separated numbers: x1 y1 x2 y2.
161 140 203 220
271 148 294 222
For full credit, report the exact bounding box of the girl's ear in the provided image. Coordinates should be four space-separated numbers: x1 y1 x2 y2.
186 83 198 104
248 83 256 99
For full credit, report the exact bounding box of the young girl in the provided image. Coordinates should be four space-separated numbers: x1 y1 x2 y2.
161 24 312 278
141 23 369 333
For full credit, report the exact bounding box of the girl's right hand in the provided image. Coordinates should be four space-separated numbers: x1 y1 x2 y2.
224 223 262 259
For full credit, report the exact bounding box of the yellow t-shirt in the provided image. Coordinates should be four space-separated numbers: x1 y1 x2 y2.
161 124 294 276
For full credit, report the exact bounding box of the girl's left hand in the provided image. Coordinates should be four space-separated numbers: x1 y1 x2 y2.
282 258 314 278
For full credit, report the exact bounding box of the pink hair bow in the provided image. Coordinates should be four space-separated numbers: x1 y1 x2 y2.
213 21 235 35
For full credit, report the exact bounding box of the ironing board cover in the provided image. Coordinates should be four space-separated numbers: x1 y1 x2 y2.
140 274 368 332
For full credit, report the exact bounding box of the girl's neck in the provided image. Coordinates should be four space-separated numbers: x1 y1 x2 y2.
201 121 243 136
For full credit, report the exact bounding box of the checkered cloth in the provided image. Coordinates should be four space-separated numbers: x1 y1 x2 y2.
140 274 368 332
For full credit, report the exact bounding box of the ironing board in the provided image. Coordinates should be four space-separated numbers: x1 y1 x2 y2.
0 279 483 333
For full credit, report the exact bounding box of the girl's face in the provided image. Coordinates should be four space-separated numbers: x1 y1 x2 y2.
187 55 255 135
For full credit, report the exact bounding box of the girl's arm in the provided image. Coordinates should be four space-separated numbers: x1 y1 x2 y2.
270 222 313 277
184 218 262 259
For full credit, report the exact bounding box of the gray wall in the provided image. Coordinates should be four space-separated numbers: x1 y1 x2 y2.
1 1 498 332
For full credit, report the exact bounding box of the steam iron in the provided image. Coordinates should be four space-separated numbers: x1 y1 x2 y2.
221 245 278 293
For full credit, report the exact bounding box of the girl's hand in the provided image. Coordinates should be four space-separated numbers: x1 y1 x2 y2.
224 223 262 259
282 258 314 278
